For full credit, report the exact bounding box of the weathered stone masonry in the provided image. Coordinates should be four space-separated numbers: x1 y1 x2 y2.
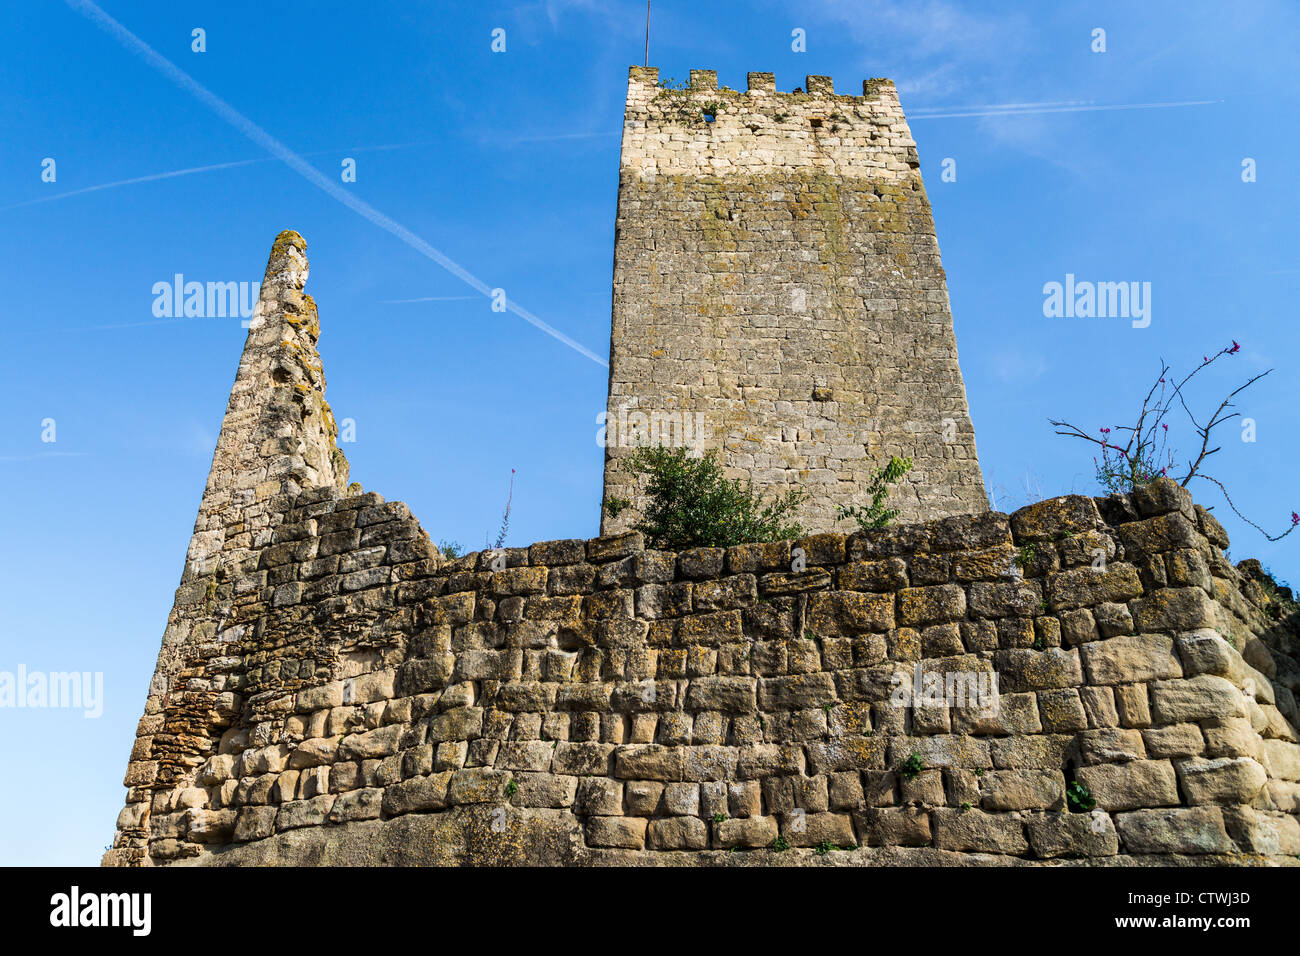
602 68 987 535
105 231 1300 865
115 230 349 809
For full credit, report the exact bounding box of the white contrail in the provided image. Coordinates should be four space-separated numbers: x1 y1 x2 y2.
500 131 621 143
75 318 212 332
380 296 480 304
2 157 266 210
0 452 90 461
65 0 607 367
1 142 431 212
908 99 1095 114
909 99 1220 120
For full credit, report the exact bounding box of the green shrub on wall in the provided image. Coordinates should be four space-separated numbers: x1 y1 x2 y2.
613 445 807 550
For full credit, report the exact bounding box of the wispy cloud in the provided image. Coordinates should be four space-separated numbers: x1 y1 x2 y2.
815 0 1015 58
801 0 1028 98
991 351 1048 384
182 423 217 458
800 0 1224 181
522 0 645 38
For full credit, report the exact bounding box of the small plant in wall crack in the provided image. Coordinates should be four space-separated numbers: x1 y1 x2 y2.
487 468 515 550
602 494 631 520
1014 543 1038 572
652 79 725 124
899 752 924 779
1065 780 1095 812
1238 561 1297 623
699 100 724 122
837 456 913 530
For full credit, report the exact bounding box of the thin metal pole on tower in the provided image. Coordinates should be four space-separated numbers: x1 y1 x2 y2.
644 0 651 67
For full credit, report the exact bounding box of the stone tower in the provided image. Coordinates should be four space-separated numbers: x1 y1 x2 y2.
601 67 987 535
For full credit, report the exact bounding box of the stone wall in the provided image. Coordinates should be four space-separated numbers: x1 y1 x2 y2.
601 67 987 535
105 233 1299 868
107 436 1300 863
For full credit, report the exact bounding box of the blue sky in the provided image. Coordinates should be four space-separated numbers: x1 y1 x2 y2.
1 1 1296 865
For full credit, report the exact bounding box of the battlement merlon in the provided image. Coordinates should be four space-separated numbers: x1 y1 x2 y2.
627 65 899 98
621 66 918 180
